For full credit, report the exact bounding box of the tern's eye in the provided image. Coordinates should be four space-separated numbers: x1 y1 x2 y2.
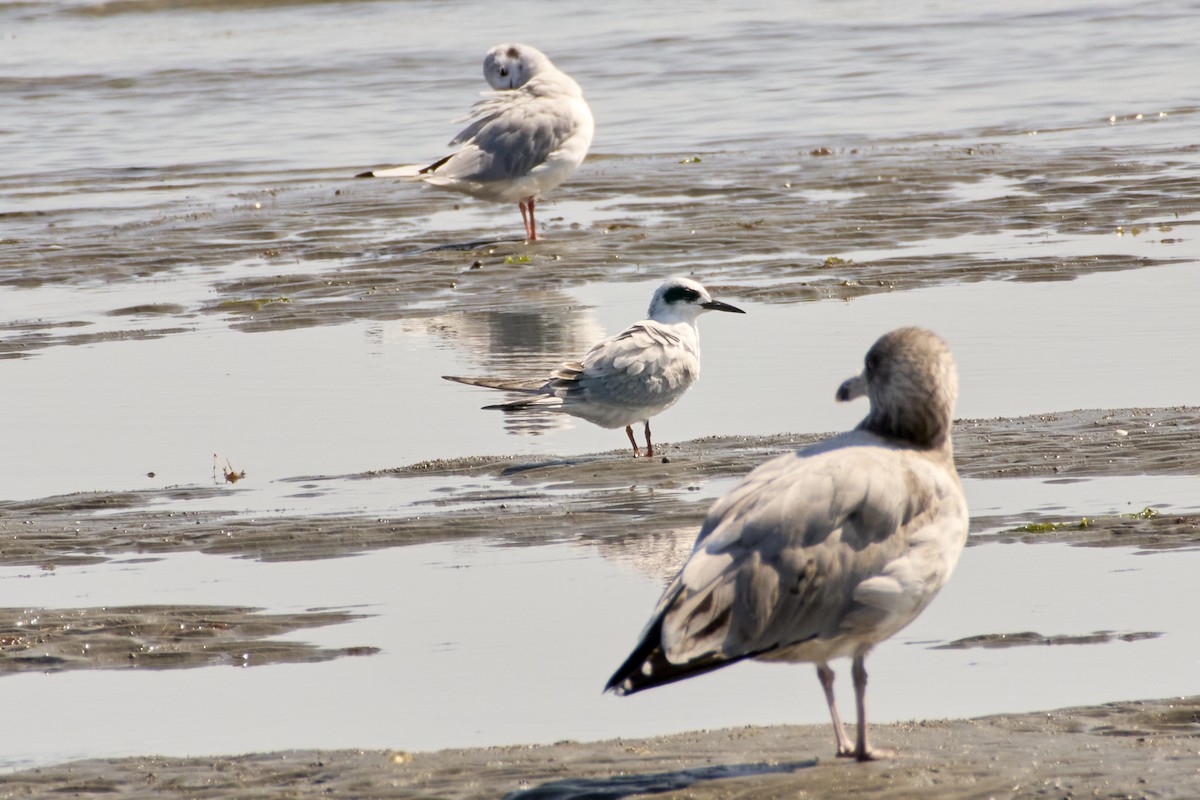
661 285 701 305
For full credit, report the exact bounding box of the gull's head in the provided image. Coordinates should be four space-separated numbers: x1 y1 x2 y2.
836 327 958 449
484 43 552 90
647 277 746 325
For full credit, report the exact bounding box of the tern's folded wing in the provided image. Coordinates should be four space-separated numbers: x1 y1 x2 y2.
555 323 698 409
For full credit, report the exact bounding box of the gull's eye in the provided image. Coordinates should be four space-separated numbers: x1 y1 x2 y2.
499 67 509 77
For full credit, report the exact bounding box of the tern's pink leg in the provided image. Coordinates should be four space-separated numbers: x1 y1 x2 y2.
644 420 654 458
624 425 641 457
527 197 538 241
816 664 855 757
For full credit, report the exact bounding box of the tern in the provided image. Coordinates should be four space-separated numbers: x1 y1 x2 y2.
444 277 745 457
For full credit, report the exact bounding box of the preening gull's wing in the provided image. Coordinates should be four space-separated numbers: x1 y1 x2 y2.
432 82 586 186
447 92 519 146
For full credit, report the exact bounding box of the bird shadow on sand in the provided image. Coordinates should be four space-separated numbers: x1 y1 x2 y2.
421 235 527 252
360 235 526 259
499 456 613 477
501 759 817 800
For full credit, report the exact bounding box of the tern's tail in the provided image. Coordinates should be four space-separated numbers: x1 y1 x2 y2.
443 375 563 413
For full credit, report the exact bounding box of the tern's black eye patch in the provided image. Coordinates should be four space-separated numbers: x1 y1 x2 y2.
662 286 702 305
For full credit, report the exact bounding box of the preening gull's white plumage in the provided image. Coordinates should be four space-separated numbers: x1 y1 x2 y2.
606 327 969 761
443 277 745 457
357 43 594 241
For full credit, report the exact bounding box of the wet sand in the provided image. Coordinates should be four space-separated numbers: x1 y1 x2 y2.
0 606 377 676
4 406 1198 569
1 695 1196 798
4 150 1199 782
7 122 1199 356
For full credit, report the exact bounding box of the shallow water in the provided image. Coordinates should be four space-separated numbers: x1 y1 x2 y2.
3 0 1200 773
4 0 1194 168
3 262 1198 501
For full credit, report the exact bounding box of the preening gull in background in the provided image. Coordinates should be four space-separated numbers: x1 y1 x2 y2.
606 327 969 761
443 277 745 457
357 43 594 241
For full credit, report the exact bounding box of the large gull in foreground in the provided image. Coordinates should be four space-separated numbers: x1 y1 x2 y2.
443 277 744 457
606 327 968 760
357 43 594 241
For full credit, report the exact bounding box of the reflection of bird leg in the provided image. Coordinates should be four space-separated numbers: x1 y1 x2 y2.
519 198 539 240
625 425 641 457
817 663 854 757
644 420 654 457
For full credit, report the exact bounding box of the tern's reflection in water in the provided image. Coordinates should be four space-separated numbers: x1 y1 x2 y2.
380 291 607 436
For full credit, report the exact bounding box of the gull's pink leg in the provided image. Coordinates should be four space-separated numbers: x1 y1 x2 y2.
852 654 893 761
816 664 855 757
527 197 538 241
644 420 654 458
625 425 641 457
519 201 532 240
